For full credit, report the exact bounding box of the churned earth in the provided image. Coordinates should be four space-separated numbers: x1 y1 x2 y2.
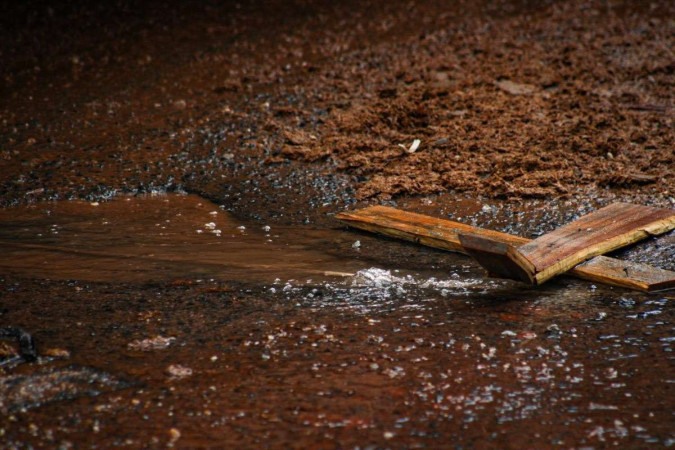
0 0 673 448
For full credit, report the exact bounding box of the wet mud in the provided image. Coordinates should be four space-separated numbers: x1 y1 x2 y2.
1 268 674 448
1 0 674 448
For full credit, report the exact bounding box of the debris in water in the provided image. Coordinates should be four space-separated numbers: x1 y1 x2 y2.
323 271 355 277
589 403 618 411
42 348 70 359
337 205 675 292
127 335 176 351
166 364 193 379
459 202 675 286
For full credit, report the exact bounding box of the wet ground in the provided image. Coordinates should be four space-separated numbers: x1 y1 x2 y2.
1 0 674 448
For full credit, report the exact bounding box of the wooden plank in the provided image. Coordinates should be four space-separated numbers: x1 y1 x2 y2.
335 205 675 292
457 234 533 282
574 256 675 292
459 202 675 285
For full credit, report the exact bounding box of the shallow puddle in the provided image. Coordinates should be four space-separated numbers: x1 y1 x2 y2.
0 194 372 284
1 194 674 448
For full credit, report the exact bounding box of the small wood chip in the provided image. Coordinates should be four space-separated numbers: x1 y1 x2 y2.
406 139 421 154
323 271 355 277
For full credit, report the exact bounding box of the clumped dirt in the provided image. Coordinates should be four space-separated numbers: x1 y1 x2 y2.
270 2 674 200
0 0 672 213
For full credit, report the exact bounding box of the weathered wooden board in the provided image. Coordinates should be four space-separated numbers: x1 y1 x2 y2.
335 205 675 292
458 202 675 285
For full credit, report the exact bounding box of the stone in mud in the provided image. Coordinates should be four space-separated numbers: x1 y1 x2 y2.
166 364 193 380
0 366 133 414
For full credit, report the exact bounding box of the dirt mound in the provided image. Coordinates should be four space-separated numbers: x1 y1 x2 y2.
271 1 673 200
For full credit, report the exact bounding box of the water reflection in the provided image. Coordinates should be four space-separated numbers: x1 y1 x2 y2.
0 194 369 283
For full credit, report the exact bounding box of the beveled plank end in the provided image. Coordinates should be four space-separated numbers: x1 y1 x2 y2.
458 233 537 284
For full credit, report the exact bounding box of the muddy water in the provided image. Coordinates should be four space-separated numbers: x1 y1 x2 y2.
0 194 370 283
1 195 674 448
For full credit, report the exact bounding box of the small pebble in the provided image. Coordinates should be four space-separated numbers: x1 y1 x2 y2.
127 335 175 351
166 364 193 379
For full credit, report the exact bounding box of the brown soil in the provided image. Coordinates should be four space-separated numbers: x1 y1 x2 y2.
1 0 672 211
271 1 674 200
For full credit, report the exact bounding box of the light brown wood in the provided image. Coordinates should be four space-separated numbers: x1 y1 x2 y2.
335 205 675 292
459 202 675 285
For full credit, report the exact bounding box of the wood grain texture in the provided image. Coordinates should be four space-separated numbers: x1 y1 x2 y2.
499 202 675 284
335 205 675 292
574 256 675 292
